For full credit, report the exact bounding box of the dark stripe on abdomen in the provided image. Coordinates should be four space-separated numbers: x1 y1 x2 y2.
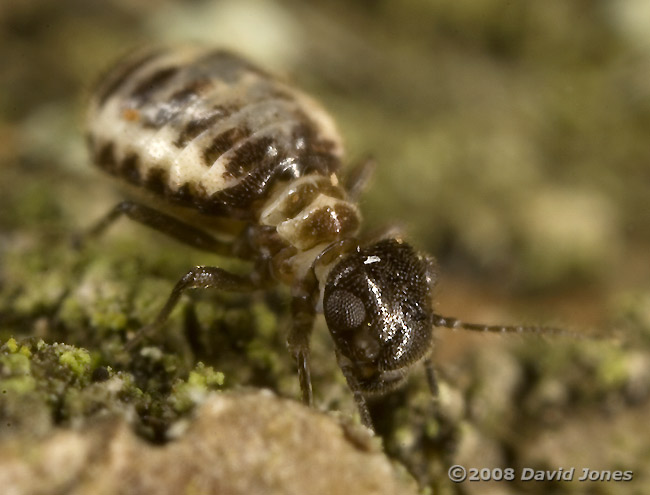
95 49 164 107
202 126 251 167
129 66 181 105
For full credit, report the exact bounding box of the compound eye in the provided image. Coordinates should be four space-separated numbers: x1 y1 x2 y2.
325 290 366 331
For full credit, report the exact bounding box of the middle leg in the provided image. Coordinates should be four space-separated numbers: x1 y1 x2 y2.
126 266 258 350
287 292 317 407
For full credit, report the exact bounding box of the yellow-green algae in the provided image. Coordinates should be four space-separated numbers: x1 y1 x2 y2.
170 362 225 413
58 348 91 376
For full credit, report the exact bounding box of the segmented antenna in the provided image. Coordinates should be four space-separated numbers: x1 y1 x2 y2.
432 313 574 337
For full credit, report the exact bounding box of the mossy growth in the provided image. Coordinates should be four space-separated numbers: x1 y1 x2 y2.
0 334 232 442
0 216 300 443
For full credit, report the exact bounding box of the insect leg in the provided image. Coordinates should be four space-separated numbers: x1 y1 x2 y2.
335 350 373 428
423 357 439 397
126 266 257 350
343 156 376 201
77 201 233 256
287 294 316 407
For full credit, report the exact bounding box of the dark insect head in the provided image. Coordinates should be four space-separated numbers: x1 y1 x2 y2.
323 238 438 394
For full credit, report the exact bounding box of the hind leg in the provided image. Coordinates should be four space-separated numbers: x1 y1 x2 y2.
76 200 234 256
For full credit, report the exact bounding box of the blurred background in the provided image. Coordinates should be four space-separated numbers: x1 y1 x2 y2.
1 1 649 493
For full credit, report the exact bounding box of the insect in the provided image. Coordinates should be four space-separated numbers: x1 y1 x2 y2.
84 46 562 428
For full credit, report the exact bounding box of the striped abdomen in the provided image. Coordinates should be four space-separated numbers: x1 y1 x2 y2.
86 46 343 220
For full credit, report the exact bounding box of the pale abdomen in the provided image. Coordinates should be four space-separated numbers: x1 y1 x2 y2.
86 46 343 220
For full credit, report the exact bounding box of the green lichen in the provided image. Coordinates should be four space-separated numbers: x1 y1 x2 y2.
170 362 225 413
58 348 91 376
0 375 37 394
188 363 225 388
5 338 18 354
1 352 31 376
0 343 37 395
0 336 231 440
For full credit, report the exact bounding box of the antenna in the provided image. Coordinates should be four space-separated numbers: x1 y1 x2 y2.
432 313 575 337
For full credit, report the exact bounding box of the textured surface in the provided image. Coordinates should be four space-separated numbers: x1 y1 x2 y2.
0 391 418 495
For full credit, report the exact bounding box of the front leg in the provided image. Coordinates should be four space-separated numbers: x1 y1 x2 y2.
287 292 316 407
424 356 439 397
126 266 257 350
335 351 373 428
